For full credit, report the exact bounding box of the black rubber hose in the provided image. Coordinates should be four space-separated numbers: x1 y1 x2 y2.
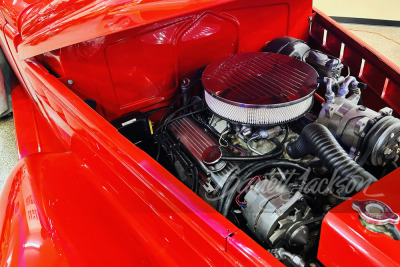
160 101 200 130
156 67 204 131
221 138 283 161
286 123 377 192
192 170 199 195
281 124 289 145
217 177 237 213
155 108 208 161
216 163 259 213
155 108 208 135
386 224 400 241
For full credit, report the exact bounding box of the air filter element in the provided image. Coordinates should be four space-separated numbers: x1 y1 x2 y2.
203 52 318 125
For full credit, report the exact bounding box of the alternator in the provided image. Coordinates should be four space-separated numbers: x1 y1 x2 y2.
242 178 312 247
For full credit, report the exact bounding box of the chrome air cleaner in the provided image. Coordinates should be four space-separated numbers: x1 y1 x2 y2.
202 52 318 125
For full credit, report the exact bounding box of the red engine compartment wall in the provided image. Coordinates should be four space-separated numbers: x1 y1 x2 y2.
0 61 283 267
36 0 313 121
2 0 400 265
309 8 400 117
318 168 400 267
309 9 400 266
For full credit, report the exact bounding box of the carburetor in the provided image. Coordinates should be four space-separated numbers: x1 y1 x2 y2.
317 79 400 166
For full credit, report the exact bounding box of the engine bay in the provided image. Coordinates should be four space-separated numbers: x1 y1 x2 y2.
114 37 400 266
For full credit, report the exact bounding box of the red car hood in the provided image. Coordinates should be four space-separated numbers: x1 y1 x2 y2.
16 0 234 59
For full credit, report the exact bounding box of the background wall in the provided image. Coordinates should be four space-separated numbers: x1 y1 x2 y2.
314 0 400 21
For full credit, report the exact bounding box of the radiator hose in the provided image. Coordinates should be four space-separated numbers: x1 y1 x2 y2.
286 123 377 193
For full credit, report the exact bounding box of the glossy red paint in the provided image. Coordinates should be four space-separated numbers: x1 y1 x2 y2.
2 70 282 266
309 12 400 263
16 0 314 60
318 168 400 266
0 154 70 266
0 0 37 29
11 84 65 159
18 0 232 59
1 1 292 263
0 0 400 266
309 8 400 116
34 0 312 121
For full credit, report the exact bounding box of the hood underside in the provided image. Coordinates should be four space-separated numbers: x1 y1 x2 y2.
16 0 235 59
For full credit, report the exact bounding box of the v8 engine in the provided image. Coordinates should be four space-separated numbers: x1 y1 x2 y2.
151 37 400 266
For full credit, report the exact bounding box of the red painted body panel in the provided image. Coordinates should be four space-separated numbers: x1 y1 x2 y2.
2 79 282 266
308 10 400 265
18 0 232 59
309 8 400 116
0 2 292 265
34 0 312 121
318 168 400 266
0 0 400 266
11 84 65 158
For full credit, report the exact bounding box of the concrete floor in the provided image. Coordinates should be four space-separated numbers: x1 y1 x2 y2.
0 23 399 193
314 0 400 21
342 24 400 67
0 115 17 192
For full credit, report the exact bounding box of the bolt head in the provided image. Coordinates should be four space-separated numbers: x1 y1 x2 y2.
384 147 393 155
